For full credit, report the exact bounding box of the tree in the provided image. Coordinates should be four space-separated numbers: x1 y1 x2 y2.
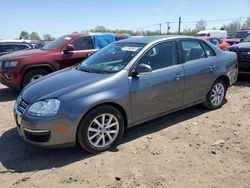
19 31 29 39
222 19 241 34
242 16 250 29
43 34 54 40
29 32 41 40
195 20 207 31
90 26 107 32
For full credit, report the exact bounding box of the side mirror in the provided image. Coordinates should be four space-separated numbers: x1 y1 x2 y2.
63 44 75 53
132 63 152 77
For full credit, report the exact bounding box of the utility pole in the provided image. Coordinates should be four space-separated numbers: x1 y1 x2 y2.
159 23 162 35
166 22 171 34
178 17 181 35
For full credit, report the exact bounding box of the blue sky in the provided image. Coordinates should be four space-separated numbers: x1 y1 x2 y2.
0 0 249 39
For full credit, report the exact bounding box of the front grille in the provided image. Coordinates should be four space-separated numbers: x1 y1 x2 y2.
17 99 30 114
230 48 250 59
24 129 51 142
237 49 250 59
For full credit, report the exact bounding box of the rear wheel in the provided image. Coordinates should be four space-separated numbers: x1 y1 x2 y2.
77 105 124 153
203 79 227 109
22 69 49 89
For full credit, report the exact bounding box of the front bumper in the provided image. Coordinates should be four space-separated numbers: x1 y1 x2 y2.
238 60 250 74
0 69 20 88
14 107 76 148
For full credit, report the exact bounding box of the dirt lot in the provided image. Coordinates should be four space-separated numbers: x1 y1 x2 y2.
0 78 250 188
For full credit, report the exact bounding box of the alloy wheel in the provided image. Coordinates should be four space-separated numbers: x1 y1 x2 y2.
87 113 119 148
210 82 225 106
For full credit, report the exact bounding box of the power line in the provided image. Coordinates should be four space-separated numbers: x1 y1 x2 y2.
135 16 248 31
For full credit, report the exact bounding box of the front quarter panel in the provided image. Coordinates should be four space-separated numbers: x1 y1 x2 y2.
58 70 132 140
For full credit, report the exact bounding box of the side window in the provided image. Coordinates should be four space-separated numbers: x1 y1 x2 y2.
211 39 220 45
138 41 178 71
200 42 215 57
218 39 223 44
2 45 16 52
181 40 205 62
0 45 3 52
71 37 94 50
18 44 30 50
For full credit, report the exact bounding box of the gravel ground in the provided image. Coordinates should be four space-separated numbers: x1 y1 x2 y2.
0 78 250 188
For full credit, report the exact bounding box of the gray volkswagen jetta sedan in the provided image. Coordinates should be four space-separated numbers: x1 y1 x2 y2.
14 36 238 153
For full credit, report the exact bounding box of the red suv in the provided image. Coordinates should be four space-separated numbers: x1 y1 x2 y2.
225 30 250 45
0 33 128 89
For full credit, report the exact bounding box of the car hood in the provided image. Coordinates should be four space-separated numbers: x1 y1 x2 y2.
0 49 49 60
21 68 113 103
228 42 250 49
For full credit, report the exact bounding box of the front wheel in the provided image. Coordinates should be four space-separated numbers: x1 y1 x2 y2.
203 79 227 110
77 105 124 153
22 69 49 89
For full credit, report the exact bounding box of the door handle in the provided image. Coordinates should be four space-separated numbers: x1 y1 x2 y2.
209 65 216 72
175 73 184 81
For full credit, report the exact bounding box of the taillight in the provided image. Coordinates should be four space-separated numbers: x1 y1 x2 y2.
235 59 238 64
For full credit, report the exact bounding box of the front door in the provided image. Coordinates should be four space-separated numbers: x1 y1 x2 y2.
57 36 97 69
129 41 185 123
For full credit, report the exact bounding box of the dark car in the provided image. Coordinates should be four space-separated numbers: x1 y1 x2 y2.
0 33 128 89
228 35 250 74
225 30 250 45
14 36 238 153
0 41 33 56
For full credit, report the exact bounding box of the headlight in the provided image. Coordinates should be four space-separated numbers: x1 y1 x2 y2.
28 99 60 117
4 61 18 68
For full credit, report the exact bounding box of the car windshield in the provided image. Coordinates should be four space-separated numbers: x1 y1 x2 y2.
42 35 73 51
230 31 250 39
243 35 250 42
78 43 145 73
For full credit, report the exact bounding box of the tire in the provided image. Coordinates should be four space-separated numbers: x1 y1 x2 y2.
203 79 227 110
22 69 49 89
77 105 125 153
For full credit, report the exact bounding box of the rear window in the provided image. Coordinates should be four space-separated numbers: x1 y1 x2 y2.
200 42 215 57
231 31 250 39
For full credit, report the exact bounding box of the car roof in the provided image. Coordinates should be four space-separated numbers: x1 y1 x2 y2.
115 35 196 44
0 41 32 45
198 36 222 40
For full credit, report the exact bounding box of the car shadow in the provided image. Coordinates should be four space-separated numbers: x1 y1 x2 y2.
236 75 250 87
0 87 19 102
0 105 209 173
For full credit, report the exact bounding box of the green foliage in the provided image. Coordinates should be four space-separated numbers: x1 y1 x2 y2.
29 32 41 40
19 31 29 39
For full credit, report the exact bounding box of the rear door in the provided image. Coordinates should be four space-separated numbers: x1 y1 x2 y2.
57 36 97 69
129 41 185 123
180 39 217 105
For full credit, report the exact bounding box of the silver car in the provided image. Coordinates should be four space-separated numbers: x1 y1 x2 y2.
14 36 238 153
